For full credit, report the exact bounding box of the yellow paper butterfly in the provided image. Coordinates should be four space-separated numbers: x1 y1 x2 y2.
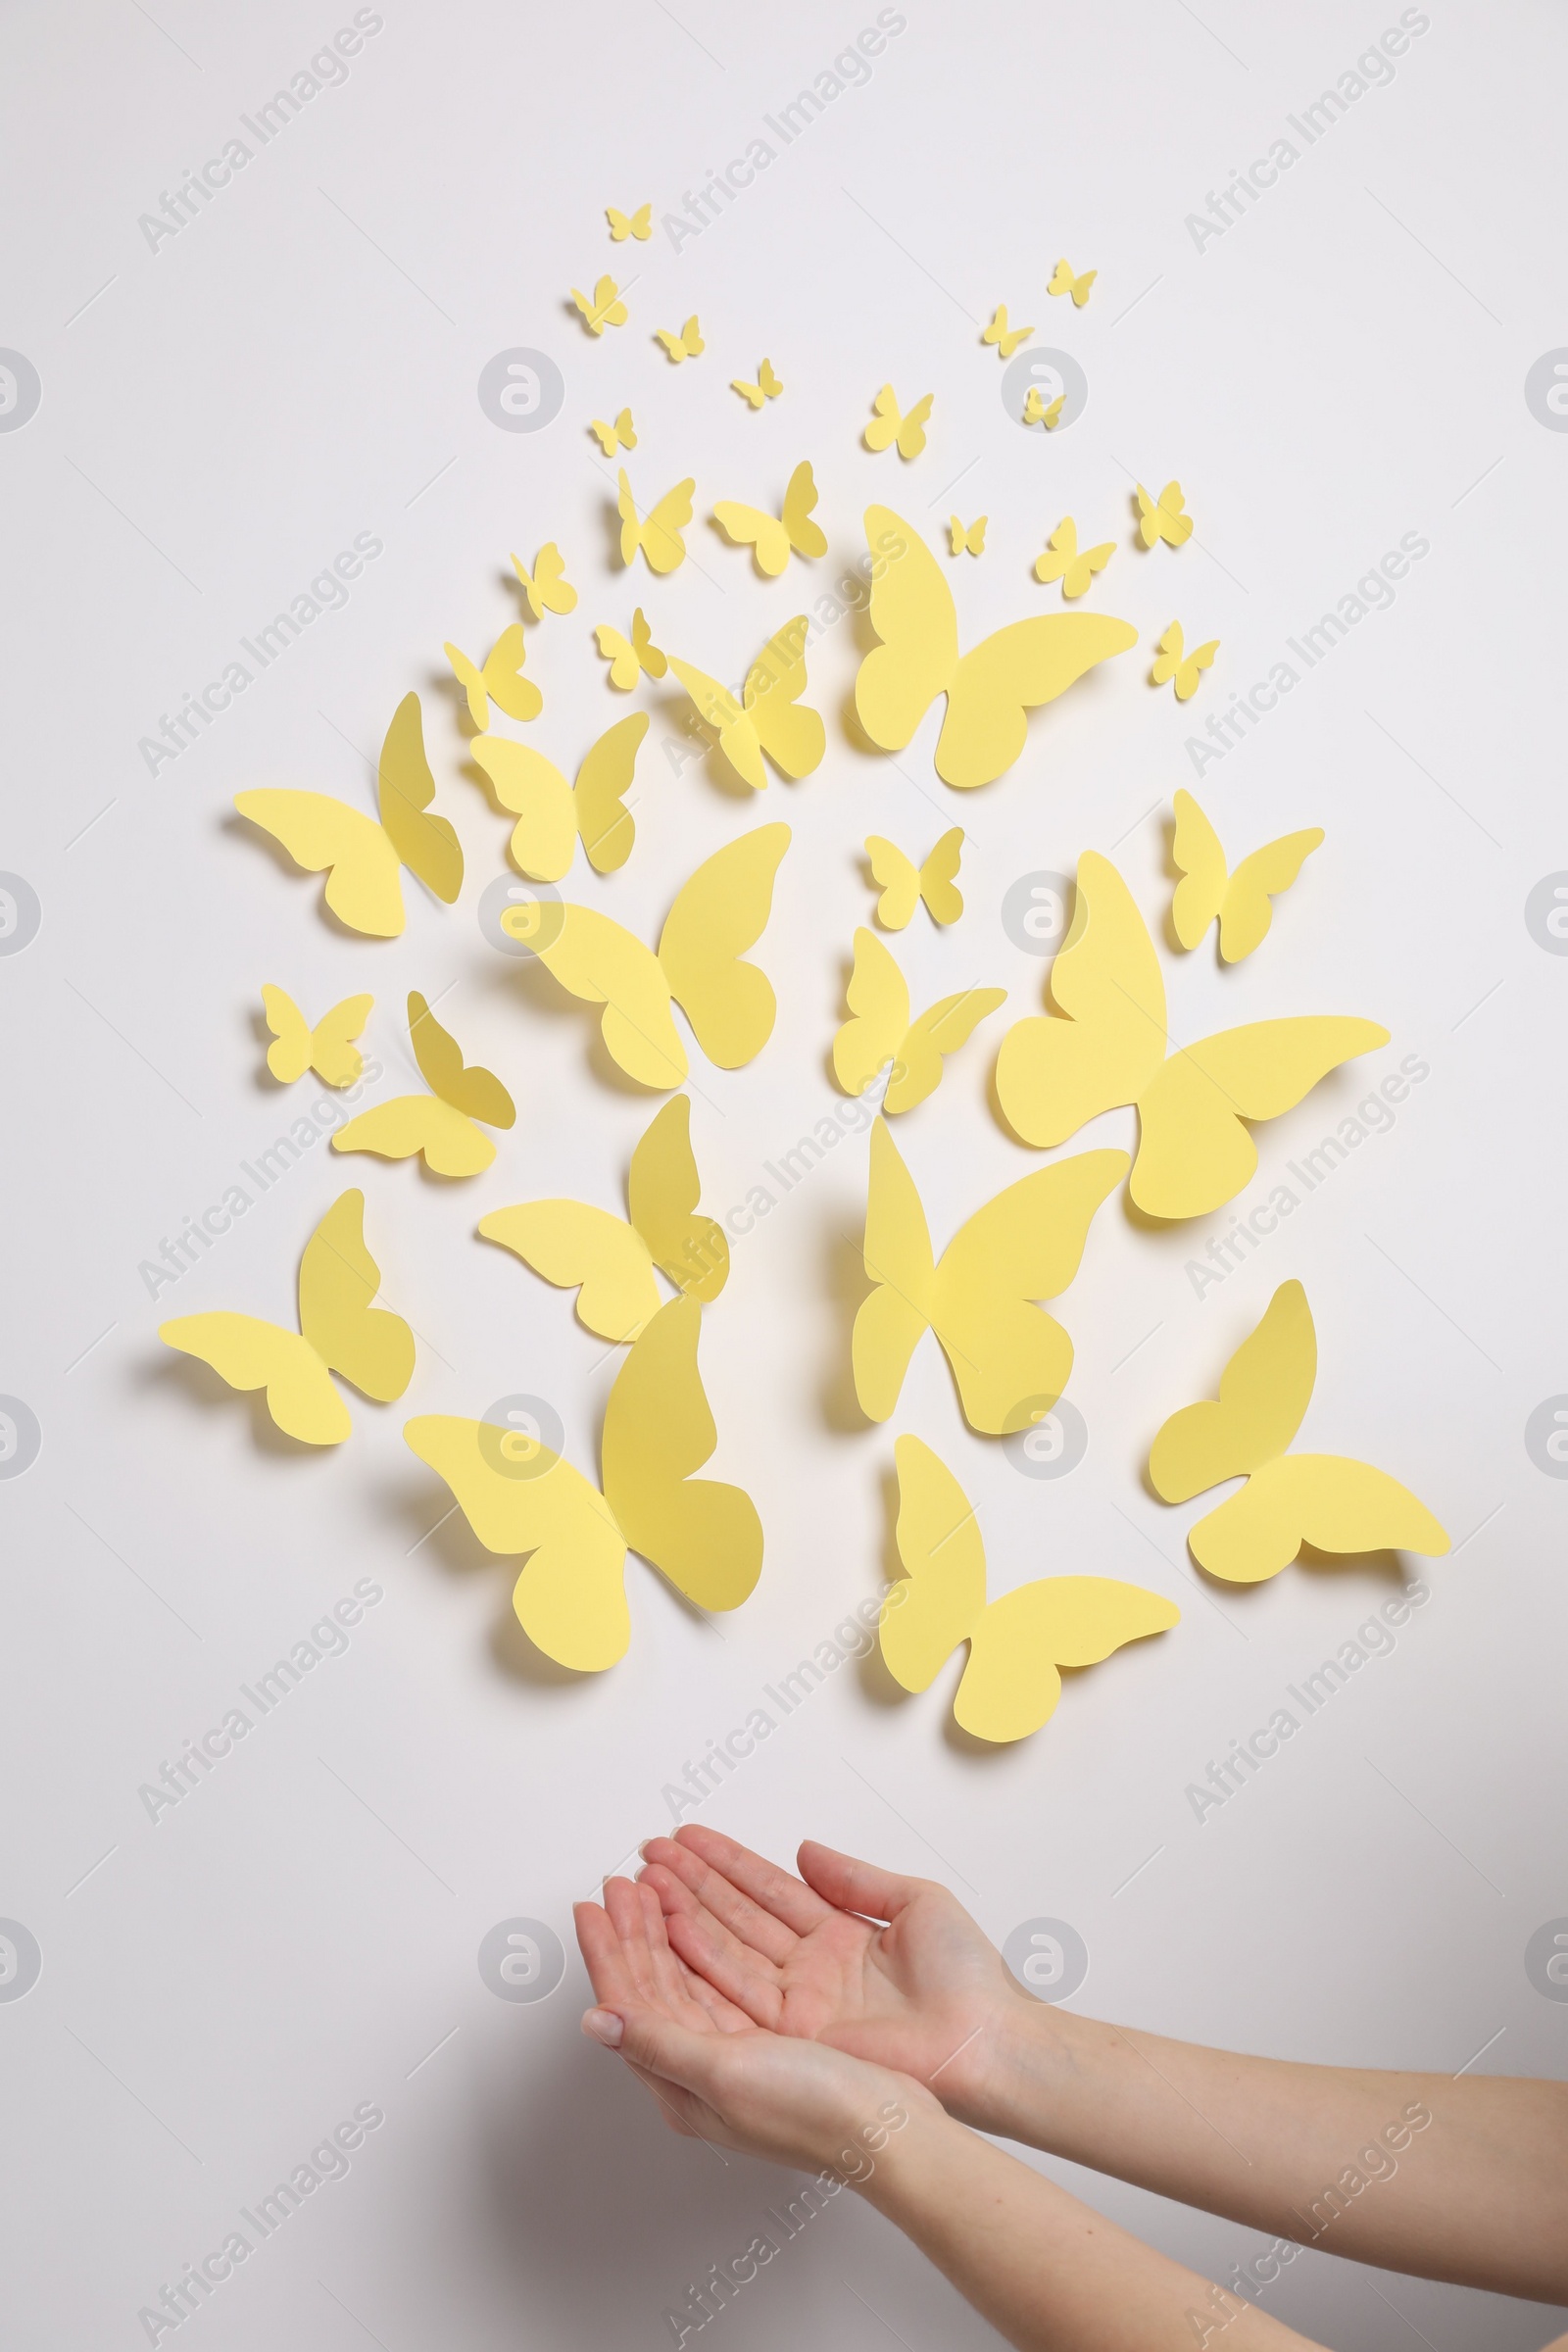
333 992 514 1177
444 622 542 729
666 617 825 792
572 274 628 334
405 1295 761 1672
1151 621 1217 702
865 828 964 929
1172 791 1324 963
1048 258 1096 306
712 460 827 577
854 507 1138 790
617 468 696 573
594 609 668 691
732 359 783 409
833 932 1004 1115
1136 480 1194 549
883 1436 1180 1741
470 712 648 881
654 315 705 363
854 1117 1127 1434
1150 1281 1450 1583
160 1191 413 1446
512 543 577 619
479 1097 727 1346
500 823 790 1091
994 852 1388 1219
949 514 987 557
863 385 933 459
1023 386 1065 428
606 203 652 242
261 987 372 1088
591 409 637 457
982 304 1032 359
1035 517 1114 600
234 694 461 940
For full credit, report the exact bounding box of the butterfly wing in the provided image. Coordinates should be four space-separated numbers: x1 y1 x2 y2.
758 360 782 396
896 395 933 458
479 1200 662 1344
333 1094 498 1177
666 658 764 791
1034 518 1077 587
572 711 648 873
938 611 1139 789
865 837 919 930
1132 1017 1389 1219
852 1118 937 1423
886 986 1007 1115
1220 829 1324 963
160 1314 350 1445
262 985 312 1083
658 822 790 1067
595 275 627 329
731 377 764 409
744 618 825 781
443 643 489 729
378 693 463 904
308 993 372 1087
995 852 1167 1149
532 544 576 615
630 609 666 678
1151 622 1185 686
480 622 542 722
595 624 639 690
601 1296 762 1611
863 384 902 451
1149 1278 1317 1501
854 506 959 753
297 1188 416 1401
713 501 792 577
882 1435 987 1693
1170 788 1229 950
918 827 964 924
234 791 406 938
833 929 910 1102
1187 1454 1449 1584
619 471 693 573
627 1095 728 1303
932 1148 1128 1434
653 327 681 360
514 900 687 1089
958 1578 1177 1742
470 737 577 883
780 460 827 559
591 420 616 456
681 316 704 356
1175 640 1218 701
408 991 514 1127
606 207 631 239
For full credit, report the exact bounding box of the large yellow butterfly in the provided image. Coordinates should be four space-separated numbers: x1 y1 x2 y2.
572 275 628 334
404 1295 761 1673
732 359 783 408
471 712 648 882
512 543 577 619
1048 258 1097 306
1172 791 1324 963
261 986 372 1088
1150 1281 1450 1583
1035 517 1114 600
864 385 933 458
949 514 987 557
833 932 1004 1114
1151 621 1217 701
594 609 667 691
853 1117 1127 1434
444 623 541 729
994 852 1388 1219
854 507 1138 790
1023 385 1065 428
234 694 461 940
591 409 637 457
333 992 514 1177
654 315 705 363
500 823 790 1091
666 618 825 791
479 1097 727 1345
712 460 827 577
617 469 696 573
865 828 963 929
160 1191 413 1446
982 304 1032 358
1136 480 1194 549
606 202 652 241
883 1436 1179 1742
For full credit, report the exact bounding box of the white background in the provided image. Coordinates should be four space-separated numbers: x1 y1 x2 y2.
2 2 1566 2345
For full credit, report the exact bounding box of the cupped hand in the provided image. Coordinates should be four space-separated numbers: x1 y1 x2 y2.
636 1828 1025 2124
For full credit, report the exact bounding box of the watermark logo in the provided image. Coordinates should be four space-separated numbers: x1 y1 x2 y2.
1002 1917 1089 2003
0 1919 42 2001
1525 1918 1568 2001
0 351 41 433
1525 872 1568 953
1004 1396 1087 1480
479 1396 564 1482
1001 347 1087 432
1524 351 1568 432
1001 869 1074 957
1524 1396 1568 1478
0 873 41 956
0 1397 41 1480
477 348 564 433
477 1917 565 2002
477 874 565 956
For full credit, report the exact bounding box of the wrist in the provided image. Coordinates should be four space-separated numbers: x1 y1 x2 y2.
842 2090 967 2218
954 1984 1097 2145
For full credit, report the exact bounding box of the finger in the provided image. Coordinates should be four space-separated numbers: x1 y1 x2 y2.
604 1876 664 2009
573 1900 637 2010
652 1832 821 1955
797 1841 924 1923
669 1826 834 1936
637 1854 797 1978
583 1998 736 2114
638 1881 712 2028
662 1899 785 2029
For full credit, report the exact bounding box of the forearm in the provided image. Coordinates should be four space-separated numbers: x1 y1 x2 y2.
855 2104 1327 2352
960 1996 1568 2302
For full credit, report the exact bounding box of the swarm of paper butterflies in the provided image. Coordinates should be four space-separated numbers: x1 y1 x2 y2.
164 223 1448 1740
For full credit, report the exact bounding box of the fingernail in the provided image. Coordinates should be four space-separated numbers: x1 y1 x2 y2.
582 2008 624 2049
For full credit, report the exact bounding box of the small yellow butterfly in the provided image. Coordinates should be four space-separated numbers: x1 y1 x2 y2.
261 987 373 1089
1035 517 1114 600
667 618 825 792
1151 621 1218 702
606 203 652 242
1136 480 1194 549
712 460 826 578
334 993 515 1177
864 384 933 459
444 623 541 729
949 514 987 557
833 931 1004 1115
731 359 783 409
1048 257 1096 306
982 304 1033 359
616 469 695 574
654 315 705 363
1171 791 1324 963
590 408 637 457
472 712 649 881
864 828 964 929
571 274 628 335
594 609 667 692
1023 385 1065 429
511 543 577 620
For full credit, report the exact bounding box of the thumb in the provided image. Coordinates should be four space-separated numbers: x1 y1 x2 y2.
582 2003 720 2099
798 1841 921 1922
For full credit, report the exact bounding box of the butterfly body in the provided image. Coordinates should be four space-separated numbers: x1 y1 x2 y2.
1048 258 1096 306
1035 517 1113 600
572 275 628 334
864 385 933 459
261 987 372 1087
595 609 667 690
654 316 705 363
1171 790 1324 961
667 618 824 791
865 828 963 928
617 469 696 573
712 460 827 576
445 622 541 728
834 932 1004 1114
334 992 514 1176
471 710 648 880
982 304 1033 359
